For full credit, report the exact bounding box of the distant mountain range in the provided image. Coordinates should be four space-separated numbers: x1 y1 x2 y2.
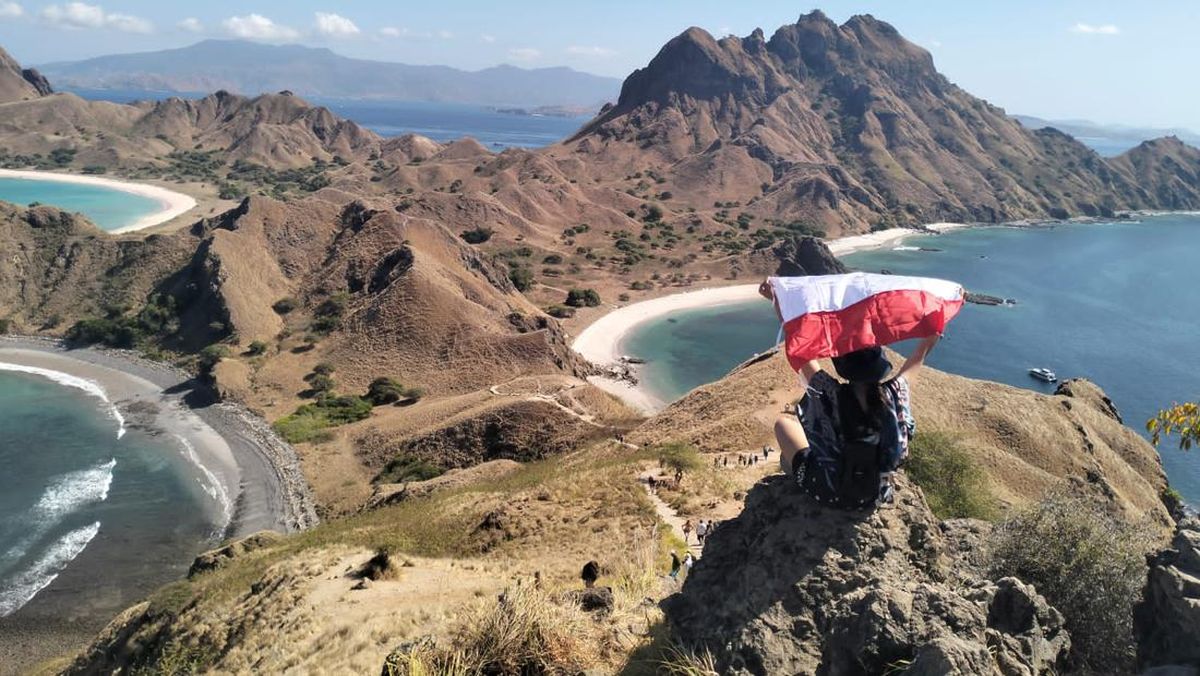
1014 115 1200 155
36 40 622 107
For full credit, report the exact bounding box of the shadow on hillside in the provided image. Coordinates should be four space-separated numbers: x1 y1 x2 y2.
163 377 219 408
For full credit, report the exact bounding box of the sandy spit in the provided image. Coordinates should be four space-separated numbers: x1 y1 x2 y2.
0 168 198 232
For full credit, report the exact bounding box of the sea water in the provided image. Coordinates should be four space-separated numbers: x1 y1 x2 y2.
0 177 163 232
620 215 1200 504
0 370 221 622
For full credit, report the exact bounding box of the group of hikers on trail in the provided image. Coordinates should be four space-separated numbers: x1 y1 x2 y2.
680 518 712 546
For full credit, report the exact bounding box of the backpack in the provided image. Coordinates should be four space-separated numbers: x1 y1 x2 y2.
797 377 904 509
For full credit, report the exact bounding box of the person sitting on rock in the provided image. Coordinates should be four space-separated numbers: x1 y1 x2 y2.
772 341 934 507
581 560 600 588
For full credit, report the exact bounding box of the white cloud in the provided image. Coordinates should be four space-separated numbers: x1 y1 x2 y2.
314 11 359 38
379 26 401 38
379 26 433 39
508 47 541 62
0 2 23 19
927 39 943 48
223 13 299 41
41 3 152 32
437 29 453 39
566 45 616 58
480 33 496 43
1070 23 1119 35
177 17 202 33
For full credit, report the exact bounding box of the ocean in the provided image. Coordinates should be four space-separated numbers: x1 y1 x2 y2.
620 215 1200 505
63 88 590 149
0 177 163 233
0 368 222 622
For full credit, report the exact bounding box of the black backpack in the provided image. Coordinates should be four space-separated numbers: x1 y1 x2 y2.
797 380 901 509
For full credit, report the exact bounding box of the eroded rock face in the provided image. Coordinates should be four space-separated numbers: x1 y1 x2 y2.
661 475 1069 675
188 531 284 578
1136 516 1200 671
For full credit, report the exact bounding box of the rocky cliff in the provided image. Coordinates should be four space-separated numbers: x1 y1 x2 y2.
0 46 49 103
663 475 1070 675
1136 516 1200 671
561 11 1200 234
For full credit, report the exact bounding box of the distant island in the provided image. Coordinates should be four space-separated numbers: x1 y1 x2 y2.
36 39 621 107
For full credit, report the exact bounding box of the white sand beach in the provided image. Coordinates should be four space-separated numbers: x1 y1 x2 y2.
572 223 969 412
0 168 198 232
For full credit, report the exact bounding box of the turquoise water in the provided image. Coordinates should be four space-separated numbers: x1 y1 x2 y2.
0 371 220 621
0 177 163 231
621 215 1200 504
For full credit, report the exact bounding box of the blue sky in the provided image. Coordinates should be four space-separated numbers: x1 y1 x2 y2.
1 1 1197 130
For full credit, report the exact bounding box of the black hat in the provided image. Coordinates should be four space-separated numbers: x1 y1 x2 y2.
832 346 892 383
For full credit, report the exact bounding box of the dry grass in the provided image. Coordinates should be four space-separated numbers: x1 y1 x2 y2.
656 643 719 676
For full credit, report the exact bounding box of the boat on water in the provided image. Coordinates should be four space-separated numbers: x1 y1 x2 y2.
1028 367 1058 383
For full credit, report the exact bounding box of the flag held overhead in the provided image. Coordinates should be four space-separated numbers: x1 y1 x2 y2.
769 273 964 372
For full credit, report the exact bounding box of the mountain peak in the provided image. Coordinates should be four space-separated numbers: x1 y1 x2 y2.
0 46 52 103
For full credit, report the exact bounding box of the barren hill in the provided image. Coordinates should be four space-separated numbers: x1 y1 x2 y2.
0 46 51 103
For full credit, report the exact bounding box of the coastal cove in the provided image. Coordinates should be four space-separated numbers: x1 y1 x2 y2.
0 169 197 232
578 215 1200 505
0 339 316 666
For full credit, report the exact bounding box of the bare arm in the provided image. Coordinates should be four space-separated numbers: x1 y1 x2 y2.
893 335 939 381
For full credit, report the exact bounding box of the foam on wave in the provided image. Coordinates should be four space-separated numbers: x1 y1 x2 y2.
0 522 101 617
0 459 116 569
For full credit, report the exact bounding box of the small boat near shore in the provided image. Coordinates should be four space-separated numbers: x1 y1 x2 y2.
1028 367 1057 383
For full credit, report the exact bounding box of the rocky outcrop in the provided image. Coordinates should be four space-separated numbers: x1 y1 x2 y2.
0 46 47 103
770 234 849 276
1136 516 1200 671
21 67 52 96
662 475 1070 675
188 531 285 578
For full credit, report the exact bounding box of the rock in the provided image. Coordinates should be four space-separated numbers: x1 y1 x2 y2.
661 475 1069 675
771 235 848 277
1055 378 1124 423
352 578 373 590
21 67 53 96
188 531 284 578
1135 516 1200 670
565 586 615 614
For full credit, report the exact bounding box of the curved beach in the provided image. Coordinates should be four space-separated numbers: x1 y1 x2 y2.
0 168 198 232
572 224 968 412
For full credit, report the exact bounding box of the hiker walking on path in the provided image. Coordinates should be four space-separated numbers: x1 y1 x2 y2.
682 519 693 544
760 274 960 508
683 552 696 578
669 551 682 580
696 519 708 545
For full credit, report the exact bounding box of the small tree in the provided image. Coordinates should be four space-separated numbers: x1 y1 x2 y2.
508 266 534 292
272 297 298 315
656 442 704 484
460 227 494 244
308 374 335 395
565 288 601 308
366 377 406 405
312 362 336 377
1148 402 1200 450
246 340 269 356
197 344 229 376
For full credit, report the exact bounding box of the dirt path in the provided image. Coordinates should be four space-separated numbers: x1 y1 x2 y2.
638 470 703 555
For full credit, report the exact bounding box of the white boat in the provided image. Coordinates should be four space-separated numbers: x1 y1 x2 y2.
1028 367 1057 383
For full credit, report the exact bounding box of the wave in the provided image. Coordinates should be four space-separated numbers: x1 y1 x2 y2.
0 362 126 439
173 434 234 532
0 459 115 569
892 245 921 251
0 521 101 617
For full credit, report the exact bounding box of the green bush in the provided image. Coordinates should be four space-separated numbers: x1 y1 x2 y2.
272 298 298 315
366 377 406 405
542 254 564 265
197 345 229 376
273 395 374 444
655 442 704 482
66 317 141 348
307 374 335 395
460 227 494 244
564 288 601 308
377 455 444 484
508 266 534 292
312 362 336 377
989 491 1158 671
905 432 997 521
246 340 269 356
546 305 575 319
0 318 9 334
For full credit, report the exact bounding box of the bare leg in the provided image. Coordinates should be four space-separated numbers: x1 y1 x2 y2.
774 414 809 472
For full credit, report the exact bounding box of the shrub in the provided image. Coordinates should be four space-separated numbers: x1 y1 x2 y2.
545 305 575 319
312 362 336 377
246 340 269 356
460 227 494 244
272 297 297 315
81 165 107 175
66 317 141 348
988 491 1158 671
377 455 444 483
0 318 9 334
307 374 335 395
905 432 997 521
543 254 563 265
366 377 406 405
273 395 373 444
564 288 601 308
197 345 229 376
656 442 704 482
508 266 534 292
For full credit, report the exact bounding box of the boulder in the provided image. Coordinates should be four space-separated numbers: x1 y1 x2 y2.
1135 516 1200 670
661 475 1069 675
565 586 615 614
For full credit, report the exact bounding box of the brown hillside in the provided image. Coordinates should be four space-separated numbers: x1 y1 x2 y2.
0 46 49 103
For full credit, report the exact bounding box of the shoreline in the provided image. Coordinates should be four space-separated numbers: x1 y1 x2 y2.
0 337 317 536
572 223 971 413
0 168 198 232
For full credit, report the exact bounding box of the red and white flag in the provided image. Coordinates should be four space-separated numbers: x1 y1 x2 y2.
769 273 964 371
